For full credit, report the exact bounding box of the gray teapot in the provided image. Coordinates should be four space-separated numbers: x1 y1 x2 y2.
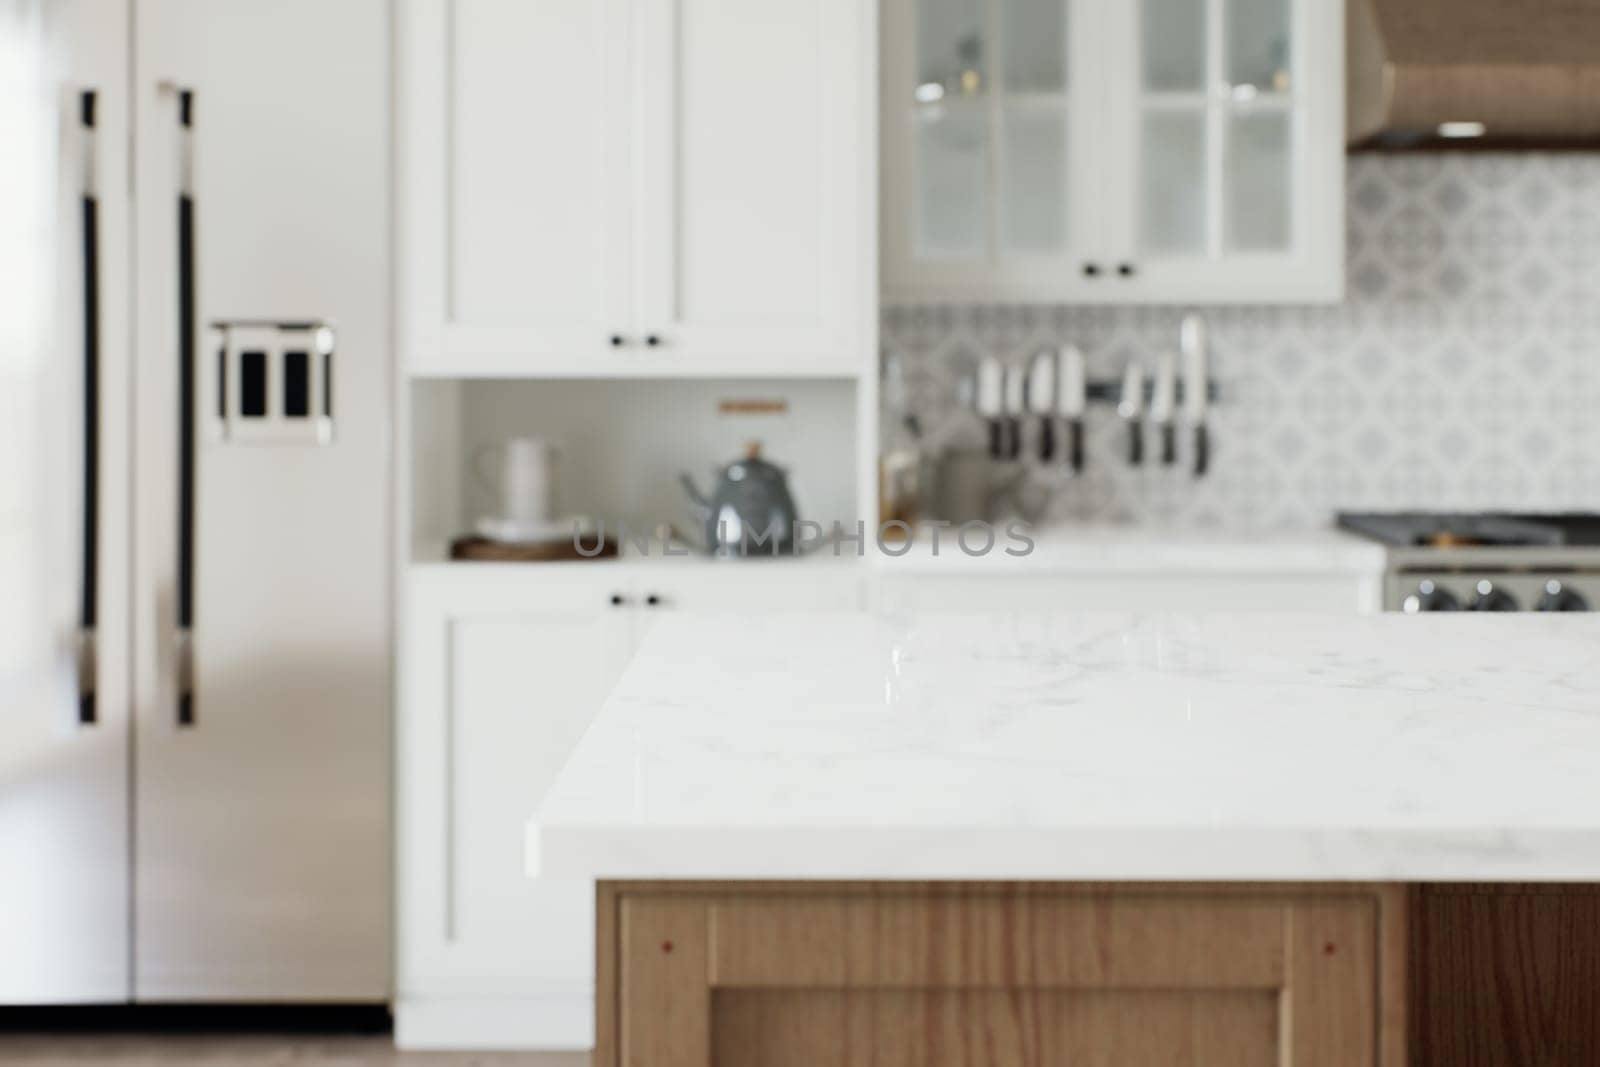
680 441 800 557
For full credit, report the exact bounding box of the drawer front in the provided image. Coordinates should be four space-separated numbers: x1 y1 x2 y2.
600 883 1404 1067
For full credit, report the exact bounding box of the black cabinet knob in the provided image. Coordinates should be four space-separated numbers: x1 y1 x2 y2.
645 593 662 607
609 593 626 607
1082 263 1101 278
609 334 625 347
645 334 662 347
1117 263 1136 277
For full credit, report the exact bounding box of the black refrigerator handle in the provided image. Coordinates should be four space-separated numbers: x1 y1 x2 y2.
175 87 197 728
76 89 99 727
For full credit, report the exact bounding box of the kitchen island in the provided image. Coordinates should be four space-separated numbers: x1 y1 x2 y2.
529 613 1600 1066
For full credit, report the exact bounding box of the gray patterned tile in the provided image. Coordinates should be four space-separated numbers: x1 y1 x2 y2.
883 154 1600 527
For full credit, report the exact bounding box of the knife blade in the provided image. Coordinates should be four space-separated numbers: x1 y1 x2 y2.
1117 361 1145 466
1150 349 1177 466
1027 349 1057 462
1002 362 1026 461
1180 314 1209 477
1057 344 1086 472
977 355 1004 459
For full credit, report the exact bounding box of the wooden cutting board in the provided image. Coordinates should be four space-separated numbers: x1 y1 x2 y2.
449 534 618 562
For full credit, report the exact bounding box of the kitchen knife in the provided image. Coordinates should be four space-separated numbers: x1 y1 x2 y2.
1117 361 1145 466
1057 344 1087 472
1002 361 1026 460
1027 349 1057 462
977 356 1005 459
1181 314 1209 476
1150 349 1177 466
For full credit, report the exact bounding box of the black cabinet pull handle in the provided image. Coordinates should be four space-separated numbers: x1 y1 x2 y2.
1118 263 1136 277
645 594 661 607
77 90 100 726
1082 263 1101 278
609 593 627 607
645 334 662 347
609 334 625 347
175 87 197 729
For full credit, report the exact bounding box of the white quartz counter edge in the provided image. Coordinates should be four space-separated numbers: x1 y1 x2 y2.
869 526 1387 575
528 612 1600 883
529 824 1600 883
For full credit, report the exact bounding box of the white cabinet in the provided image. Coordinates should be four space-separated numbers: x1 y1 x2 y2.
398 567 634 1049
399 0 875 378
399 0 631 370
882 0 1343 304
396 561 866 1049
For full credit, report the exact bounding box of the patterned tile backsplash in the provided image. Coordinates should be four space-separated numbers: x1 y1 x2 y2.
881 153 1600 529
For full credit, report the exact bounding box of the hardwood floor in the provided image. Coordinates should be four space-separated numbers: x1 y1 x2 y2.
0 1036 587 1066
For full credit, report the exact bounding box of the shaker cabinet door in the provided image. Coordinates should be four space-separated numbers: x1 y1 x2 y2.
400 0 873 377
398 568 636 1047
630 0 873 376
399 0 634 374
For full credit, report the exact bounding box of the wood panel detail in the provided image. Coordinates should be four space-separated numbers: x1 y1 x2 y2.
596 882 1407 1067
619 899 708 1067
712 989 1281 1067
1412 884 1600 1067
709 896 1286 989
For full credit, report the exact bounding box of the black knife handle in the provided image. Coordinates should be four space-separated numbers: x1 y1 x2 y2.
1161 423 1176 466
1069 420 1085 473
1038 418 1056 463
1194 424 1209 477
1128 420 1143 466
988 419 1004 460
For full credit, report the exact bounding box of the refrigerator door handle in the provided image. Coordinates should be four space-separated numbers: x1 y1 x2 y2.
174 87 197 728
77 88 100 727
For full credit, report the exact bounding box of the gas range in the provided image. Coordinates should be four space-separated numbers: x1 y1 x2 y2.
1336 512 1600 612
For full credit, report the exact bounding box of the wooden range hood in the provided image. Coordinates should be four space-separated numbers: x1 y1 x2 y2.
1348 0 1600 148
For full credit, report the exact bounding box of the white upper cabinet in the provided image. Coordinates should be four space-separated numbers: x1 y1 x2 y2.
399 0 632 371
400 0 875 377
882 0 1343 304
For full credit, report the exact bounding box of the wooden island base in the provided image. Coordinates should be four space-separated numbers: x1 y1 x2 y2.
594 882 1409 1067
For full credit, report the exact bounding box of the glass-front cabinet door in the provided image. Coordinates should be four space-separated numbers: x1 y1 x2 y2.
881 0 1105 301
1097 0 1341 301
882 0 1343 304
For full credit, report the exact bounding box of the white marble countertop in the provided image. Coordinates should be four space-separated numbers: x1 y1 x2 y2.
872 524 1387 575
529 612 1600 882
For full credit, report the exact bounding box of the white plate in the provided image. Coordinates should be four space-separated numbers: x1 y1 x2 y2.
475 515 596 545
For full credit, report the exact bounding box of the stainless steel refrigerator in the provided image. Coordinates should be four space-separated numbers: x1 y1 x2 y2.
2 0 390 1002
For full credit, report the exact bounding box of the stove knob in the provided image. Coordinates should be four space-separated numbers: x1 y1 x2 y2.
1402 580 1460 613
1534 579 1590 612
1467 579 1519 612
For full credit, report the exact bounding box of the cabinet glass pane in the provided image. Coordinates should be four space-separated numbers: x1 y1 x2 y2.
1228 0 1292 92
916 108 988 256
1001 109 1066 252
1142 0 1205 92
1141 110 1207 254
918 0 987 101
1226 112 1290 251
1003 0 1066 93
